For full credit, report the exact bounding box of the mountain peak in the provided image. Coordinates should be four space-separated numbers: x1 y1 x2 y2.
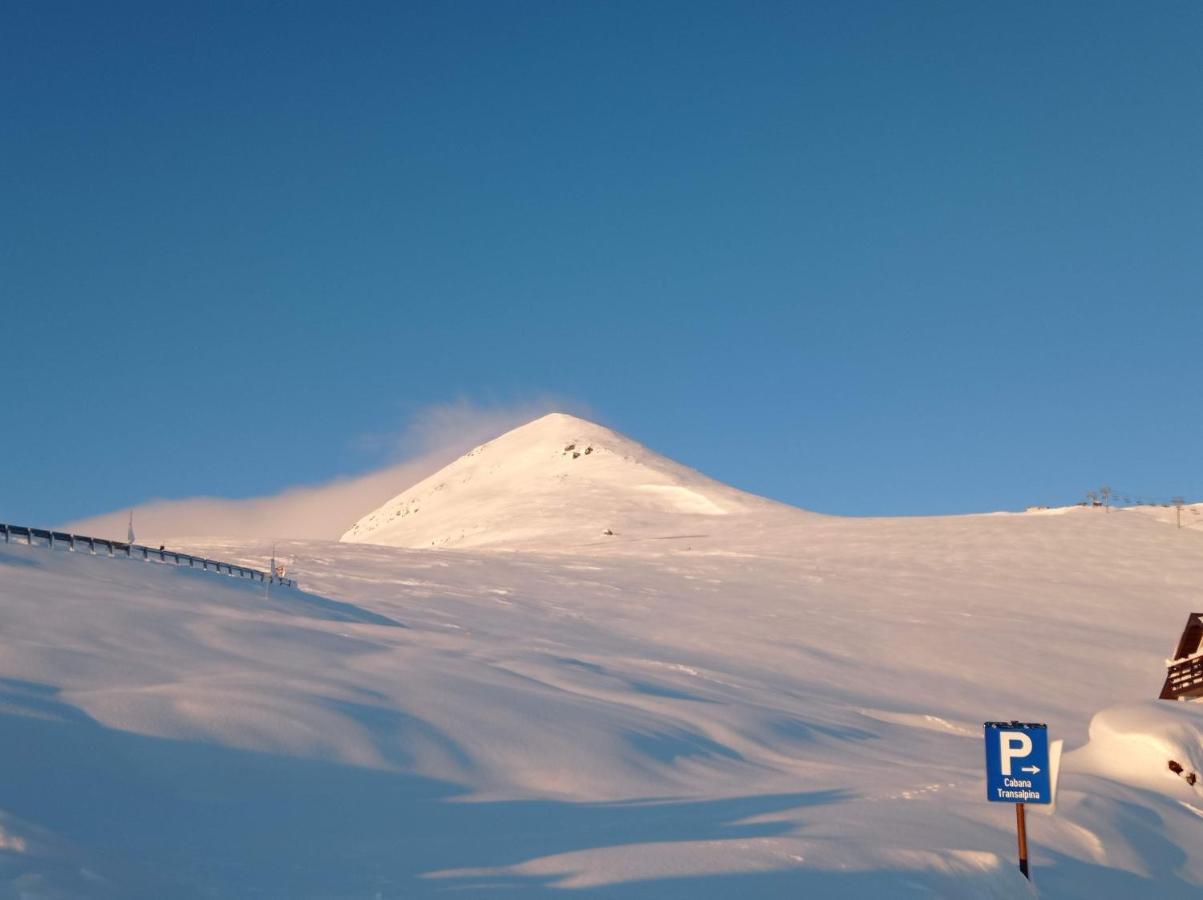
340 414 788 550
485 411 627 447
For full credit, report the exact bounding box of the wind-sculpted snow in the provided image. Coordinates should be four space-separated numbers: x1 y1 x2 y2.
3 499 1203 896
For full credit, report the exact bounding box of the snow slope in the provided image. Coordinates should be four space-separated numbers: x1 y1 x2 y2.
1123 501 1203 532
341 413 795 550
3 490 1203 896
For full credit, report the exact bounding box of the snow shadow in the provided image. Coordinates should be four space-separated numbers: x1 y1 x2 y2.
0 551 42 570
473 865 1021 898
768 716 879 743
555 657 718 703
0 679 846 898
0 543 401 627
623 725 745 763
157 562 404 627
1029 857 1199 900
1030 795 1198 898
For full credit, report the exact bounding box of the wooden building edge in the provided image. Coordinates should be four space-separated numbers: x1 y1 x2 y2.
1160 613 1203 701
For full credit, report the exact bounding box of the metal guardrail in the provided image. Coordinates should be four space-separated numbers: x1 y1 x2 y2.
0 522 294 588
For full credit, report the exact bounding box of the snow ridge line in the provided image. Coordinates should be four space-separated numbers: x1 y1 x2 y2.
0 521 294 588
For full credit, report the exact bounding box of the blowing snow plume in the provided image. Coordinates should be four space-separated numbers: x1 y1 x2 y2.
64 401 578 544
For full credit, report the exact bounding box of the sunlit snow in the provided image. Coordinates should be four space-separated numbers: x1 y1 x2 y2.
2 414 1202 897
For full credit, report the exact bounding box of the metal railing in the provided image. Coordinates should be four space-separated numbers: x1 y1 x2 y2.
0 522 294 588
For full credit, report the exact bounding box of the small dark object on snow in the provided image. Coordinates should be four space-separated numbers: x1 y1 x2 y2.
1170 761 1200 785
584 446 593 455
564 444 575 452
573 451 580 459
602 528 614 536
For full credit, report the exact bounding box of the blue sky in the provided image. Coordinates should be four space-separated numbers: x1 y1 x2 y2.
4 1 1202 524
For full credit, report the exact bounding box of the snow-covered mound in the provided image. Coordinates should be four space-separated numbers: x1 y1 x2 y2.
341 413 794 550
1068 703 1203 793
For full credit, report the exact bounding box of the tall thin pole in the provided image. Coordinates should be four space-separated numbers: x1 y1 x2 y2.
265 543 275 601
1015 802 1030 879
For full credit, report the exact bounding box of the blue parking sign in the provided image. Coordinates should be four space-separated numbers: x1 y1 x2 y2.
984 722 1051 804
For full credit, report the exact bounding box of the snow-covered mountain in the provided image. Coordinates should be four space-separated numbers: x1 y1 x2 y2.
341 413 797 550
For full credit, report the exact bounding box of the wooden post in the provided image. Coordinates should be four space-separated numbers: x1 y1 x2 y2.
1016 802 1030 879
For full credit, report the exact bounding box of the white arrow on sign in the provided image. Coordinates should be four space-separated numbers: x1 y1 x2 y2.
1021 765 1041 774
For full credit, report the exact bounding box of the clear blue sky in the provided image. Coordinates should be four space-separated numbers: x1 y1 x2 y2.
4 1 1202 524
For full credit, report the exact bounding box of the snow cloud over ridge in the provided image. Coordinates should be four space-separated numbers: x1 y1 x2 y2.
64 397 588 543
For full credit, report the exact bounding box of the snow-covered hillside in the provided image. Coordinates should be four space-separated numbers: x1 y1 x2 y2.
341 413 794 550
5 415 1203 897
1125 501 1203 531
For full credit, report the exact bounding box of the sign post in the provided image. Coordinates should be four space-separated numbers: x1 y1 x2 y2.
1015 801 1029 879
984 721 1052 880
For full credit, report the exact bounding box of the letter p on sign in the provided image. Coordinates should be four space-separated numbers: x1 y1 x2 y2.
1000 731 1032 775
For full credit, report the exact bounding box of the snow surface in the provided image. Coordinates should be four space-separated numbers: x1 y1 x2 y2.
341 414 793 550
4 415 1203 897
